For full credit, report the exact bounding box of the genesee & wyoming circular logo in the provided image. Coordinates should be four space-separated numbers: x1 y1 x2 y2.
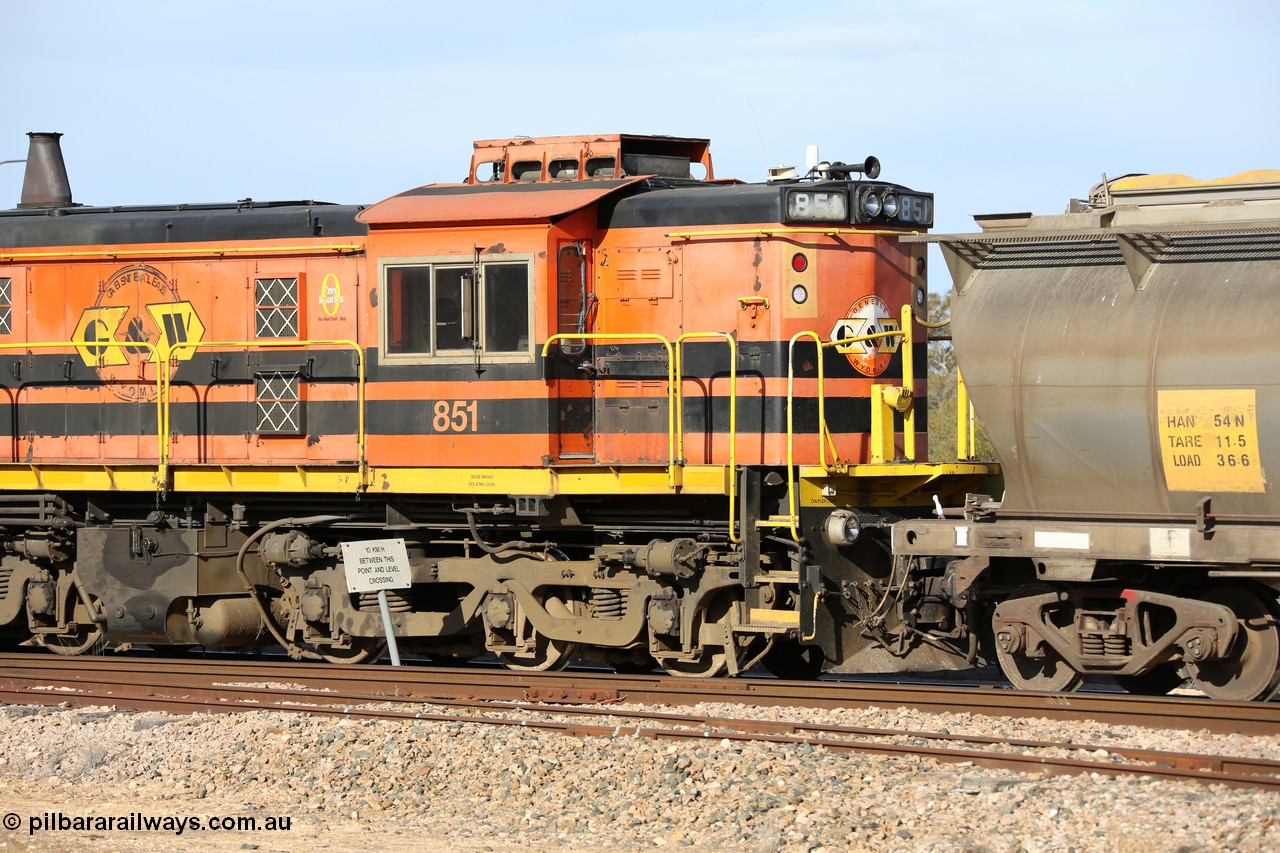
72 264 206 402
829 294 902 377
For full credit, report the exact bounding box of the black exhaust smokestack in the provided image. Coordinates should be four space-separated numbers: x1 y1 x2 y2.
19 132 72 209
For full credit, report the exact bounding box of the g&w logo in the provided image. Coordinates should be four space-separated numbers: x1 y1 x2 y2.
72 264 206 402
830 294 900 377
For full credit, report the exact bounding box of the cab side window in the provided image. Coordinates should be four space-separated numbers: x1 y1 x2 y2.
383 257 532 362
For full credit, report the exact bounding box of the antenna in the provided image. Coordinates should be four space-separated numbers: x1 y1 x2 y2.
804 145 819 174
747 97 770 171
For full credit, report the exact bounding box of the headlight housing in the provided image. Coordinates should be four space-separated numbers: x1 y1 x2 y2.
854 186 933 227
823 510 861 546
861 191 882 217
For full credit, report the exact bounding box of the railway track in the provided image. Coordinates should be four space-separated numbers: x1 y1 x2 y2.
2 653 1278 791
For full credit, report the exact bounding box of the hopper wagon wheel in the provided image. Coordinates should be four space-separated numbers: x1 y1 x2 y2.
992 584 1084 693
994 641 1084 693
496 588 582 672
1186 585 1280 702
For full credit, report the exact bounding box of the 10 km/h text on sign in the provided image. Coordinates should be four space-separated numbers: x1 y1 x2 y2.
340 539 412 593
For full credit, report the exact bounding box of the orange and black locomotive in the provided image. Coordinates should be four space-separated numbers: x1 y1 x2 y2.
0 131 989 676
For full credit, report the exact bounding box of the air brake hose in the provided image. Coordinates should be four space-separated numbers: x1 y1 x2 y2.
234 514 347 660
460 506 540 555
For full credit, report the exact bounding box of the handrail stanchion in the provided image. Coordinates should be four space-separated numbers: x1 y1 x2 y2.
166 339 368 489
901 304 916 461
0 340 163 484
783 324 911 542
957 370 972 461
543 333 677 486
676 332 739 543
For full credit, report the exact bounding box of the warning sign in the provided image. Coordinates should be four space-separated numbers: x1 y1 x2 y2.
341 538 413 593
1157 389 1265 493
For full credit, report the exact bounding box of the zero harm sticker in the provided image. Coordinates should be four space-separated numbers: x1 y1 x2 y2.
1157 389 1265 493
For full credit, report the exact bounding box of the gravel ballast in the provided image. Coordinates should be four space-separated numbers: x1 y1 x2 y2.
0 700 1277 852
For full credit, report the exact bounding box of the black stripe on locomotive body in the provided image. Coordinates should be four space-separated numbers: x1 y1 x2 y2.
0 200 368 248
0 339 928 444
0 340 927 387
0 395 916 442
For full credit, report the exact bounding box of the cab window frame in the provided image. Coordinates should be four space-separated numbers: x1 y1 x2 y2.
379 253 535 366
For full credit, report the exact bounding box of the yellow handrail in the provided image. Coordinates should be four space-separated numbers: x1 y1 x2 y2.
900 304 916 461
675 332 739 543
161 339 367 490
0 340 164 482
784 331 826 542
957 370 976 460
542 333 678 486
782 322 911 542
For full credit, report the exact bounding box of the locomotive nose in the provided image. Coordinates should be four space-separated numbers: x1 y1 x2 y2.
19 131 73 209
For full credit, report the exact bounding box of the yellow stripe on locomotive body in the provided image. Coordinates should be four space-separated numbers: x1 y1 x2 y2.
0 130 1001 683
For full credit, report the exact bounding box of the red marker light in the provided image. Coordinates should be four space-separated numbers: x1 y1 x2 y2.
916 256 926 276
791 253 808 273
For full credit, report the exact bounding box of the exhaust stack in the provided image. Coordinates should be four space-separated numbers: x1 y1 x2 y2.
19 132 72 209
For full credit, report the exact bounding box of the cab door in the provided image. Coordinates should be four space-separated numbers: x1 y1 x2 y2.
552 241 595 461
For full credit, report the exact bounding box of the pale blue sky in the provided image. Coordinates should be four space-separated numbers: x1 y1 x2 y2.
5 1 1278 241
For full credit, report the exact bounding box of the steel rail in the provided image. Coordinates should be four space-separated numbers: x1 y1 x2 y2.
1 665 1277 792
1 653 1276 736
8 676 1275 779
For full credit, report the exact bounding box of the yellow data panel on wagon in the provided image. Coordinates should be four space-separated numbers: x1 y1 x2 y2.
1158 389 1264 493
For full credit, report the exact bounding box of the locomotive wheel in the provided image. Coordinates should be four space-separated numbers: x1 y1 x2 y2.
318 637 387 665
40 624 106 656
1187 585 1280 702
496 636 579 671
39 591 106 656
496 590 581 672
659 649 730 678
656 591 755 678
1113 663 1186 696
